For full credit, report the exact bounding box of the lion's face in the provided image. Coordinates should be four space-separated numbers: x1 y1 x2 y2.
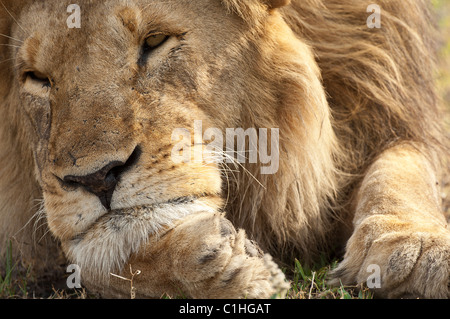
10 0 268 274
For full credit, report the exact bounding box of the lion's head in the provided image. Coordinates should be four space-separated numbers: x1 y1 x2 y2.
0 0 338 284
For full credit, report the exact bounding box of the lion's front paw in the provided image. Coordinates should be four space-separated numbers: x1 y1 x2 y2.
171 212 289 299
330 217 450 298
262 254 290 299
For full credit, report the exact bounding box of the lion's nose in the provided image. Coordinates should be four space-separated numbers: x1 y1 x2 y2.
63 147 141 210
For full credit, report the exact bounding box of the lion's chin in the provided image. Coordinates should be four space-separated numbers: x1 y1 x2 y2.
61 197 217 281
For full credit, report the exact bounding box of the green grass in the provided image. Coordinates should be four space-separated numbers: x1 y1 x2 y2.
0 240 91 299
0 241 30 299
285 259 373 299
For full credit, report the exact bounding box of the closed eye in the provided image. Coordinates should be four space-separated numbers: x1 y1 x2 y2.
25 70 52 88
139 33 170 66
143 33 169 53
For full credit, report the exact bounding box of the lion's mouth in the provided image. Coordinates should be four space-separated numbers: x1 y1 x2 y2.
63 194 217 278
70 195 211 242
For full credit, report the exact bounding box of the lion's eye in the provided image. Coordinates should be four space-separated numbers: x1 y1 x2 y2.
25 71 52 88
143 34 169 52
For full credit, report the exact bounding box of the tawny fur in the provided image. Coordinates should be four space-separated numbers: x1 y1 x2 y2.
0 0 448 298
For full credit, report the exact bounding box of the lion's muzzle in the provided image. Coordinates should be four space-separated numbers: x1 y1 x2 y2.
62 146 142 210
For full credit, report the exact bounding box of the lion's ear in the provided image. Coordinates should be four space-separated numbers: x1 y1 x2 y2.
262 0 291 10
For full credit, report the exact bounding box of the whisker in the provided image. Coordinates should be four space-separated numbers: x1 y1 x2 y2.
0 32 23 43
0 58 16 68
12 200 45 238
220 150 266 189
38 227 54 244
0 43 21 48
0 1 29 35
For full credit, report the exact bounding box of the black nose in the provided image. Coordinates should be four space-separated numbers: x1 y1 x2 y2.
63 147 141 210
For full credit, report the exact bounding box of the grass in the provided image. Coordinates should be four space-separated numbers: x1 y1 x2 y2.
0 241 30 299
285 259 374 299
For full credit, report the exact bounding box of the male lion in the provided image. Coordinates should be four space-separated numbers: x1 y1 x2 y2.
0 0 449 299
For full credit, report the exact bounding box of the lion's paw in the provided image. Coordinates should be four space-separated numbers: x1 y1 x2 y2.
330 220 450 299
263 254 290 299
171 212 289 298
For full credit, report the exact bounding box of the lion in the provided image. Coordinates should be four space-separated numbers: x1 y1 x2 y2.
0 0 449 299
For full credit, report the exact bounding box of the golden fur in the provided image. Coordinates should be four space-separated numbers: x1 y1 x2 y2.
0 0 448 298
